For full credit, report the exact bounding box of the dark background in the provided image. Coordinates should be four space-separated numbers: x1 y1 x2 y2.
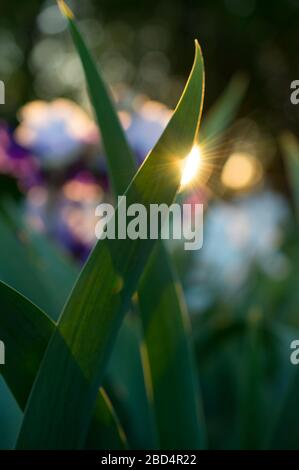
1 0 299 129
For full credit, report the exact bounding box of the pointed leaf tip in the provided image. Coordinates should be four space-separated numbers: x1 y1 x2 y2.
57 0 74 19
194 40 203 63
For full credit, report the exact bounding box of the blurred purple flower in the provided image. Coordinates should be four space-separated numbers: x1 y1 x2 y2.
0 123 40 189
15 99 99 169
25 171 104 260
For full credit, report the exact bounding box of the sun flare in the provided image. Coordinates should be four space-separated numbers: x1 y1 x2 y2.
180 145 202 188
